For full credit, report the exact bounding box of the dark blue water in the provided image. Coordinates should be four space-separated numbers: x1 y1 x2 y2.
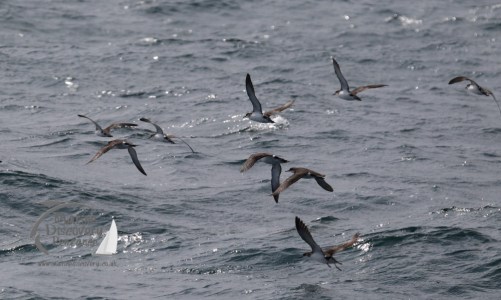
1 0 500 298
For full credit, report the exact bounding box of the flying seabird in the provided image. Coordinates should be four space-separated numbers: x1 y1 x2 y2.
78 114 137 137
244 73 294 123
240 152 288 203
272 167 333 197
295 216 359 269
86 139 147 176
332 57 387 101
448 76 501 116
140 118 195 153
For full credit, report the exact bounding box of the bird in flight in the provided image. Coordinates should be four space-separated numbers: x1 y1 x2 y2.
272 167 333 198
86 139 147 176
448 76 501 117
244 73 294 123
240 152 288 203
331 57 387 101
140 118 195 153
78 114 137 137
295 216 360 269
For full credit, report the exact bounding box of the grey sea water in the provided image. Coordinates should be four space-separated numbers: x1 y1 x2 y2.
1 0 500 298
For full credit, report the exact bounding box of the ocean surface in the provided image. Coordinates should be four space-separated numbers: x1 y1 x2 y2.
1 0 501 299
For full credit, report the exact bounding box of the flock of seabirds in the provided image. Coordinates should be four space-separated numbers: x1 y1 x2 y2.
69 57 500 268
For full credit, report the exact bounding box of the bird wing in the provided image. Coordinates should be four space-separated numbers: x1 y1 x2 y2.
271 163 282 203
489 93 501 117
127 146 147 176
304 168 333 191
332 57 349 91
449 76 486 91
78 114 104 132
140 117 164 135
240 152 272 172
478 85 493 97
246 74 263 113
271 169 306 196
448 76 472 85
313 176 334 192
295 217 323 254
351 84 387 96
86 140 122 164
173 136 195 153
324 233 360 257
264 100 295 117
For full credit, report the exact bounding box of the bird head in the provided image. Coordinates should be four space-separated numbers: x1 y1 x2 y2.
243 112 252 119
